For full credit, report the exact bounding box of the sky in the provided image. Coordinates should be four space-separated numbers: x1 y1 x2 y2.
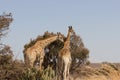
0 0 120 62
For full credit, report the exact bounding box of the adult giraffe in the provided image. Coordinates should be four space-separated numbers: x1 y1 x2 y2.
23 32 63 70
57 26 75 80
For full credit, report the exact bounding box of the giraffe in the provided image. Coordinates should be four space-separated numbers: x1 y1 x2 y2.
23 32 63 70
57 26 75 80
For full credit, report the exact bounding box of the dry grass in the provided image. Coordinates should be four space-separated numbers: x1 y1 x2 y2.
70 62 120 80
0 56 120 80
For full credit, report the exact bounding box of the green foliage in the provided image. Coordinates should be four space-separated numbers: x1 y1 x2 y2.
20 68 37 80
40 66 55 80
20 66 55 80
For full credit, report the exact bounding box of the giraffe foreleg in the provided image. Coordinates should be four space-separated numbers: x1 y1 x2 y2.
25 53 36 68
39 52 45 70
39 57 43 70
67 59 71 77
63 62 67 80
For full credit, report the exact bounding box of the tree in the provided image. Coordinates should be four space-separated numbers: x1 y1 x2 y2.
70 35 89 70
0 12 13 39
0 13 23 80
43 32 89 70
0 12 13 65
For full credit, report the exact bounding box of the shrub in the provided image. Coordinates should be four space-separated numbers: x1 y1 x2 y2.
20 66 55 80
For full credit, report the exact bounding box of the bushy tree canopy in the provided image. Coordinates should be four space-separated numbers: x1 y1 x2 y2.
0 12 13 65
0 13 28 80
70 35 89 69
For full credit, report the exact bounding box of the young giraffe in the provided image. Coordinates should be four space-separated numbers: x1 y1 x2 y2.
57 26 75 80
23 32 63 70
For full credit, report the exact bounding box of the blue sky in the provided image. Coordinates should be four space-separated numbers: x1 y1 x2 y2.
0 0 120 62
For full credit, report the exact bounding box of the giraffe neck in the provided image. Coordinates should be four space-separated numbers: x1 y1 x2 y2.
64 31 71 48
36 35 58 48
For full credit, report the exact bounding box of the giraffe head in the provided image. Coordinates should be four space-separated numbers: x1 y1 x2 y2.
57 32 64 42
68 26 75 35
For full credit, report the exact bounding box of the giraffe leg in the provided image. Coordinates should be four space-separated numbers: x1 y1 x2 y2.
67 57 72 76
63 63 67 80
66 63 69 77
39 56 44 70
67 61 71 77
25 54 35 68
30 56 36 68
39 58 42 70
57 57 62 80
